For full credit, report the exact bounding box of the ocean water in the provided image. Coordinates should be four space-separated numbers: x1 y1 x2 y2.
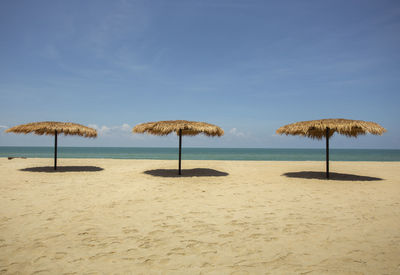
0 147 399 161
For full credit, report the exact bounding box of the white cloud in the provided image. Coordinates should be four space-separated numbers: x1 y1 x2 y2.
229 128 245 137
121 123 131 132
99 126 111 135
88 123 132 136
88 124 109 135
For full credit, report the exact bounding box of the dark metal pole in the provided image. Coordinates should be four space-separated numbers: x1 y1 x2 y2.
326 127 329 179
178 129 182 175
54 130 58 170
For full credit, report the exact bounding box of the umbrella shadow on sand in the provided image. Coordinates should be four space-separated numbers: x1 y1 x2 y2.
144 168 229 178
283 171 383 181
20 166 104 173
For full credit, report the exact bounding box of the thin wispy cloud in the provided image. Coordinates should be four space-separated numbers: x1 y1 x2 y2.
229 128 246 138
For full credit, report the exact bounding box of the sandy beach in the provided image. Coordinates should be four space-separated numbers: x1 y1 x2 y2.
0 158 399 274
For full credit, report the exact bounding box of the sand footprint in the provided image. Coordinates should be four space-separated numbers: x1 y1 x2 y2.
33 255 47 263
167 247 185 256
89 251 115 260
68 258 84 263
148 230 163 235
53 252 67 260
31 269 50 274
201 262 213 268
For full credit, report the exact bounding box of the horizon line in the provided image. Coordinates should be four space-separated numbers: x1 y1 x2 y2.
0 146 399 150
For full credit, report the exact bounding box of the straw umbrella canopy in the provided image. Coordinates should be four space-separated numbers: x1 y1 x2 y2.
6 121 97 170
133 120 224 175
276 119 386 179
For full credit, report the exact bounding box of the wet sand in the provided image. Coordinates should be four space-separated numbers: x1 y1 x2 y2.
0 158 399 274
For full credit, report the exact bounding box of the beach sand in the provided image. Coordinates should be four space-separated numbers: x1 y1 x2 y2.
0 158 399 274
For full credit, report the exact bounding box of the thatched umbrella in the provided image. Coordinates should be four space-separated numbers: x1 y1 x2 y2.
276 119 386 179
133 120 224 175
6 121 97 170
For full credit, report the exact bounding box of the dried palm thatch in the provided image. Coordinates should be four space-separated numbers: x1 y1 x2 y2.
276 119 386 179
6 121 97 170
133 120 224 137
6 121 97 137
276 118 386 139
133 120 224 175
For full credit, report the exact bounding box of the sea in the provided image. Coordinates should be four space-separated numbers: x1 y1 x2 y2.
0 147 399 161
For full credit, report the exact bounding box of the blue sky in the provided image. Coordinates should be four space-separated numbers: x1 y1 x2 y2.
0 0 399 148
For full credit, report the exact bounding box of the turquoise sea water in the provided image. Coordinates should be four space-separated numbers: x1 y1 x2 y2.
0 147 399 161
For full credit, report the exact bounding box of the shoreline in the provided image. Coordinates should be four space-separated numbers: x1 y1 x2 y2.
2 157 400 162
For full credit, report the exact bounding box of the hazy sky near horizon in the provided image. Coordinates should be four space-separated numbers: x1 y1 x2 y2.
0 0 399 148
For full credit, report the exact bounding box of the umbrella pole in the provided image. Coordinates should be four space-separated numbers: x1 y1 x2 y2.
54 130 58 170
326 127 329 179
178 129 182 175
